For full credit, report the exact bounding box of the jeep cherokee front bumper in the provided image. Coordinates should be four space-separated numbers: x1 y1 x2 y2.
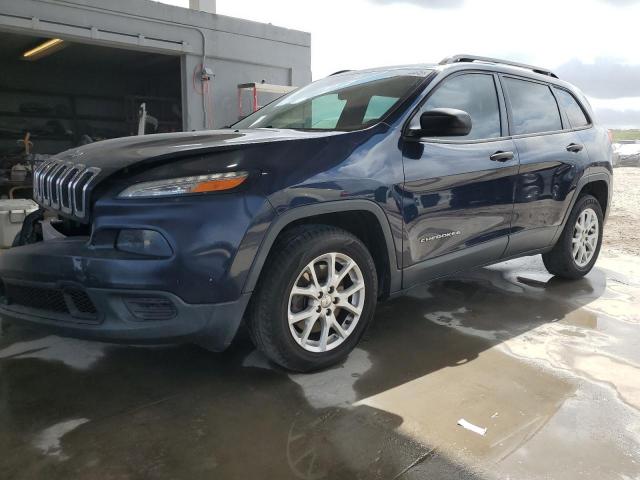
0 237 251 351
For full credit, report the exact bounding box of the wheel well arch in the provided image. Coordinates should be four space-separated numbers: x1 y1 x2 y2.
577 179 609 216
280 211 391 297
243 201 401 298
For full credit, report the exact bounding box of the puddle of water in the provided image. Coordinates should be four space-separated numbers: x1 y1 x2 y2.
32 418 90 460
0 336 108 370
1 252 638 480
425 307 510 341
355 345 575 463
289 348 372 408
357 253 640 478
242 349 273 370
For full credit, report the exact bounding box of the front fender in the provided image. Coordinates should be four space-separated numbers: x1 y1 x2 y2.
239 200 402 295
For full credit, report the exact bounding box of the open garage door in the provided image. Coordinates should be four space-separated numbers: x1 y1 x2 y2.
0 32 182 197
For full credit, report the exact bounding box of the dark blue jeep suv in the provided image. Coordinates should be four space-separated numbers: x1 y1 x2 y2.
0 55 612 371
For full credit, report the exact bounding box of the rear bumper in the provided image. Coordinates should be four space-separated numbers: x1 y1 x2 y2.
0 280 251 351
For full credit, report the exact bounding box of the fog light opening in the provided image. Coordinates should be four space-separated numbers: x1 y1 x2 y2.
124 296 177 321
116 229 172 257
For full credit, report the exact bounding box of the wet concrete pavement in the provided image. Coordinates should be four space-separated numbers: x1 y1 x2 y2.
0 253 639 479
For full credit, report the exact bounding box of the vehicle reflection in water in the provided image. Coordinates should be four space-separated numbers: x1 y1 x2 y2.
1 256 639 479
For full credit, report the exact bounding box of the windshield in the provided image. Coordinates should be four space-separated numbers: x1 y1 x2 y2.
233 69 430 131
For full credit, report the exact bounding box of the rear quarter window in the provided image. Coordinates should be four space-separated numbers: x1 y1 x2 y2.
503 77 562 135
554 88 590 128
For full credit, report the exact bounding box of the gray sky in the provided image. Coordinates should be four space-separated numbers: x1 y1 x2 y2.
159 0 640 129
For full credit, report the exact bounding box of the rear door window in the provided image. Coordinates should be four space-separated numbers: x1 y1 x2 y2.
503 77 562 135
554 88 590 128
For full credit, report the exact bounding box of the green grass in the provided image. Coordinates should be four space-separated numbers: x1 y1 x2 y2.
610 129 640 142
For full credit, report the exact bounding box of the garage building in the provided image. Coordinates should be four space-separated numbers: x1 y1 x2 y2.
0 0 311 160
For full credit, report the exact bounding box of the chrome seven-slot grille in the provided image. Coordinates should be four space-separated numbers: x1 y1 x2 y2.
33 160 101 220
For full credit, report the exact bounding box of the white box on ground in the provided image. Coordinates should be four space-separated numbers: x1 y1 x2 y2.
0 199 38 248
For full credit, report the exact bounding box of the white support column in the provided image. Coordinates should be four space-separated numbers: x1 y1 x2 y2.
189 0 216 14
181 53 207 131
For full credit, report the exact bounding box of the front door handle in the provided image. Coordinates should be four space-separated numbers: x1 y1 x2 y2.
490 151 514 162
566 143 584 153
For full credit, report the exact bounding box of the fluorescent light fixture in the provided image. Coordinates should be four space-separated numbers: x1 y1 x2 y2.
23 38 65 60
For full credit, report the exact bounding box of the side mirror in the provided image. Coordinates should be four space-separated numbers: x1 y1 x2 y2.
412 108 472 137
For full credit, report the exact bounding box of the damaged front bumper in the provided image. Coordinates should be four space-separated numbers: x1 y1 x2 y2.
0 237 251 351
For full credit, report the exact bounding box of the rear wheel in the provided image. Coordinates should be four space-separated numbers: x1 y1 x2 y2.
542 194 603 279
247 225 377 372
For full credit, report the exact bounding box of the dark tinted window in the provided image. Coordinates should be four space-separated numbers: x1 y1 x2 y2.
554 88 589 128
503 78 562 135
416 73 501 140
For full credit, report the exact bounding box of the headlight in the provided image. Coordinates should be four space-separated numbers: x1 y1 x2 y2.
118 171 248 198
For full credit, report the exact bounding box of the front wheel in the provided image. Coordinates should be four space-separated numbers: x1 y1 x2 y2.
247 225 378 372
542 194 603 279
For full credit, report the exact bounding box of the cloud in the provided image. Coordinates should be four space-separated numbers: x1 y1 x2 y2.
597 0 640 5
556 58 640 99
368 0 464 8
367 0 639 8
593 108 640 128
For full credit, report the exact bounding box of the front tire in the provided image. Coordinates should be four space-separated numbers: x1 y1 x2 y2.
542 194 603 279
247 225 378 372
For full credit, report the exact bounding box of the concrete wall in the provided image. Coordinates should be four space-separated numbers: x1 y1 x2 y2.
0 0 311 129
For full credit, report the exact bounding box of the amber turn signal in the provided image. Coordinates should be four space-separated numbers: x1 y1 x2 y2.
192 175 247 192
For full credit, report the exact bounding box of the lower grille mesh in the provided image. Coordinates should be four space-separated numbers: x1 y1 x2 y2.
66 289 98 314
4 283 98 321
5 283 69 313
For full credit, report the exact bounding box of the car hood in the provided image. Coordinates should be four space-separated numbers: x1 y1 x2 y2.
54 128 346 175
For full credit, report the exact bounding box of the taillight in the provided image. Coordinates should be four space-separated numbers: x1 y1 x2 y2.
607 130 614 144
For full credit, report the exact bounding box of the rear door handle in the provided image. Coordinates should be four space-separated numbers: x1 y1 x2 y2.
566 143 584 153
490 151 514 162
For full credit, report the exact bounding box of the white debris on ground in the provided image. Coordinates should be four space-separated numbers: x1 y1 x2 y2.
457 418 487 436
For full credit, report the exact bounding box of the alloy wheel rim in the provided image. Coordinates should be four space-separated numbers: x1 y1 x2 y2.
288 252 365 353
572 207 599 267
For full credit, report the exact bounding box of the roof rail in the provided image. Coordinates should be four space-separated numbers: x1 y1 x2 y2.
439 54 558 79
329 69 352 76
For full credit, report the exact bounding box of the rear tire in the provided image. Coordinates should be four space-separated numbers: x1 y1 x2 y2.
247 225 378 372
542 194 603 279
